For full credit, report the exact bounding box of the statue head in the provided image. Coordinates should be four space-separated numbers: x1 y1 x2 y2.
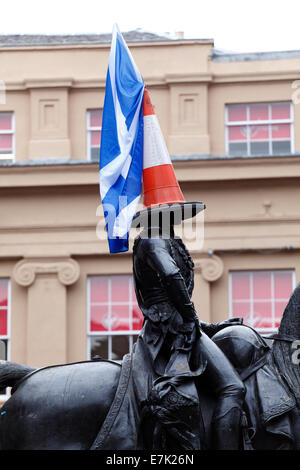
132 201 205 239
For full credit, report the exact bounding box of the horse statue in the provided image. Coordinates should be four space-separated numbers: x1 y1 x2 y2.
1 283 300 450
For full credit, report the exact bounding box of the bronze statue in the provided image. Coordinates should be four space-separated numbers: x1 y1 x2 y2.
0 209 300 449
131 212 245 450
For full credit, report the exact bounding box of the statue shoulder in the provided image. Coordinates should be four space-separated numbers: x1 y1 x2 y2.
134 236 172 258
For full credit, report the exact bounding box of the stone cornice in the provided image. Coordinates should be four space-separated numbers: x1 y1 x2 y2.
0 39 213 52
212 69 300 83
4 67 300 91
5 78 75 91
4 73 213 91
13 257 80 286
1 155 300 190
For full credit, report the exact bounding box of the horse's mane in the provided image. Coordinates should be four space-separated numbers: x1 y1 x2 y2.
272 282 300 406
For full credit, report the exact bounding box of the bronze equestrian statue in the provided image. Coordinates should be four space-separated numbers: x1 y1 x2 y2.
0 208 300 449
131 209 245 450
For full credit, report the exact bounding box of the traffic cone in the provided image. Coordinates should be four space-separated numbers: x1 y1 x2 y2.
132 89 205 226
142 89 185 208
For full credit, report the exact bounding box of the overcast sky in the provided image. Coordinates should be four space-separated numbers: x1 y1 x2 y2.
2 0 300 53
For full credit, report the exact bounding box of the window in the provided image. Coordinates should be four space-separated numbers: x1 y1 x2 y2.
229 270 295 334
87 275 143 361
225 102 293 157
0 279 10 396
86 109 102 161
0 113 14 161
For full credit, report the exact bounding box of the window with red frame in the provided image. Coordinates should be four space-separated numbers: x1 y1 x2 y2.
0 279 9 395
0 113 14 158
87 275 143 361
226 102 293 157
229 270 295 334
87 109 102 162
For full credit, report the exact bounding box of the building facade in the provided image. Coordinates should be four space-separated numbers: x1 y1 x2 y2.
0 31 300 401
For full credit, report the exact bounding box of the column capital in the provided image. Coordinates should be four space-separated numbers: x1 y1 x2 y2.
13 257 80 287
193 254 224 282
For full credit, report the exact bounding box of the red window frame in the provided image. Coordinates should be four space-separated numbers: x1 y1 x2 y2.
0 112 14 158
229 270 295 334
86 109 102 161
87 275 143 361
0 278 10 398
225 102 293 157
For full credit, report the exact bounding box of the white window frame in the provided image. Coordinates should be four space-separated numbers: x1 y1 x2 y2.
225 102 294 157
87 275 142 362
0 278 11 401
229 270 296 335
0 112 15 162
86 109 102 161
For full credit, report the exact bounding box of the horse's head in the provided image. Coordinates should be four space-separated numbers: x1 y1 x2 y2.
277 282 300 339
211 325 270 376
272 282 300 406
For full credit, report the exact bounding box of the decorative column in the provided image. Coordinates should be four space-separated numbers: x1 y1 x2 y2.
192 255 224 322
13 258 80 368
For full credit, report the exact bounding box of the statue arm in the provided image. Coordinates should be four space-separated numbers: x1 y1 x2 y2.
142 239 243 330
143 238 198 323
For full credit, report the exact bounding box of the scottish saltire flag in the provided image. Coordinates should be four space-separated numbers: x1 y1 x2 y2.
99 24 144 253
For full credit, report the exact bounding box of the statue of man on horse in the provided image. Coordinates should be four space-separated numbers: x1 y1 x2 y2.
130 203 246 450
1 27 299 451
1 201 300 450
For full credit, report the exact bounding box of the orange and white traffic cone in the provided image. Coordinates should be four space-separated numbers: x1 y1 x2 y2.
132 89 205 227
142 89 185 208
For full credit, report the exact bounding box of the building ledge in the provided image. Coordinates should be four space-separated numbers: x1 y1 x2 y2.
0 158 96 167
0 32 214 51
1 152 300 167
171 152 300 161
212 48 300 62
1 154 300 189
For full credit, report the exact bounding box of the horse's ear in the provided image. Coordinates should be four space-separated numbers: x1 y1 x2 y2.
272 282 300 407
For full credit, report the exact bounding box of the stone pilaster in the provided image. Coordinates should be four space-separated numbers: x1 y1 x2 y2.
27 84 71 159
13 258 80 367
192 255 224 322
